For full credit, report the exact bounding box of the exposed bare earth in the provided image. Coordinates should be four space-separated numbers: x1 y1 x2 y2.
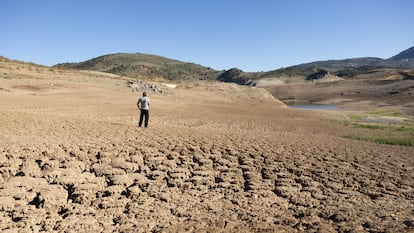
0 62 413 232
264 78 414 115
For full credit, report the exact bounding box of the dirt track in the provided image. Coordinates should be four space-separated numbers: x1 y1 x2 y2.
0 64 413 232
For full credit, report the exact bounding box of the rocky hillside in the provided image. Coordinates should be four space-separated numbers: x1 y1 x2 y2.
250 47 414 83
54 53 222 81
216 68 261 85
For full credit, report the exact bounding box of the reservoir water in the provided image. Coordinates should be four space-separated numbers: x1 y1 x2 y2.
287 105 337 110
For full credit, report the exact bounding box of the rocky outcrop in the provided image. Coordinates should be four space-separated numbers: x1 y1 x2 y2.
127 80 172 95
306 69 329 81
216 68 251 85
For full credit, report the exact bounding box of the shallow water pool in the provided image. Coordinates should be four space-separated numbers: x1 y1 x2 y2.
287 105 338 110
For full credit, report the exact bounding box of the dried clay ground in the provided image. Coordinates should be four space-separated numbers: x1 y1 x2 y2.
0 62 413 232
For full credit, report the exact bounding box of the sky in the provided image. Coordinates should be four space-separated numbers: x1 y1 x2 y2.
0 0 413 72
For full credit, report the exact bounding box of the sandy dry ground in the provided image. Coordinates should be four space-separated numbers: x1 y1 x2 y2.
0 63 413 232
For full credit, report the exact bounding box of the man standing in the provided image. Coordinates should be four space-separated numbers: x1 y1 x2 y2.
137 92 150 127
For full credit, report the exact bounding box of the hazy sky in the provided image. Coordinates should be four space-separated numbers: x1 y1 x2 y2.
1 0 413 71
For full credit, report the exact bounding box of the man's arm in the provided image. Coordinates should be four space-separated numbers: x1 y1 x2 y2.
137 98 141 110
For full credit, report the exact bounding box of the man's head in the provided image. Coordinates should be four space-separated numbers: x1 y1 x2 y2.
143 92 147 97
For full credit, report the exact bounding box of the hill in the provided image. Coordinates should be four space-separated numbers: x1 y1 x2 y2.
387 46 414 69
54 53 222 81
243 47 414 83
283 47 414 71
54 46 414 84
266 47 414 77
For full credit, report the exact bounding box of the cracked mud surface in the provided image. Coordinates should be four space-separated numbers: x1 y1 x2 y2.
0 68 413 232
